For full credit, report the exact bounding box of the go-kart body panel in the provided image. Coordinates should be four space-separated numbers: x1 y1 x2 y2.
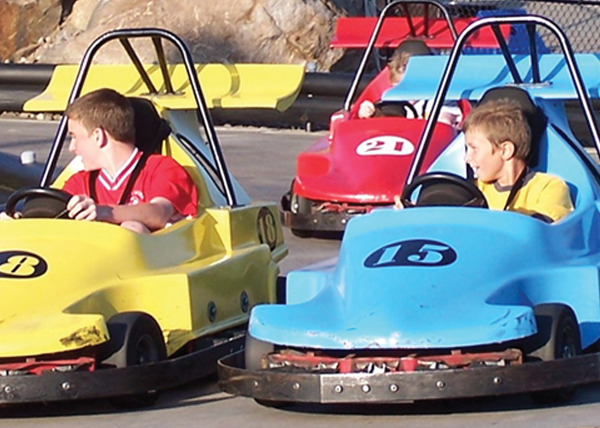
254 206 600 350
0 28 287 404
262 56 600 349
220 15 600 404
294 119 457 203
0 202 283 358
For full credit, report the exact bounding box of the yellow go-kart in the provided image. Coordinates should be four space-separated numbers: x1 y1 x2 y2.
0 28 291 405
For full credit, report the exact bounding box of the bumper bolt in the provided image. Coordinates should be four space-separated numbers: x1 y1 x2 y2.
436 381 445 389
389 384 399 393
3 386 14 399
333 385 343 394
293 382 301 390
61 382 72 391
361 384 371 393
493 377 503 385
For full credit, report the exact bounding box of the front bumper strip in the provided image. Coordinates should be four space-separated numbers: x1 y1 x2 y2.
0 335 243 404
218 350 600 403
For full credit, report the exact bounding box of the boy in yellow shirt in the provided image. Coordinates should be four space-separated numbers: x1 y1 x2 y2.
463 98 573 222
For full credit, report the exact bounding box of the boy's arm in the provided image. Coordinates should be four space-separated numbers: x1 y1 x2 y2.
67 195 174 230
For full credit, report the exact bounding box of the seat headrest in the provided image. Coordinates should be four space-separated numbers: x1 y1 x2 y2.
478 86 547 166
128 97 171 154
396 39 433 57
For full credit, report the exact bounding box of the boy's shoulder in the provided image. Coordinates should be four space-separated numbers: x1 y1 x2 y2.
528 171 569 188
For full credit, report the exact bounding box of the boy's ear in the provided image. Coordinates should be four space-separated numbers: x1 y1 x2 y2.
93 127 108 148
499 140 516 160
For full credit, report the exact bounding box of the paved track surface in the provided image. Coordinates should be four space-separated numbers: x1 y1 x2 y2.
0 118 600 427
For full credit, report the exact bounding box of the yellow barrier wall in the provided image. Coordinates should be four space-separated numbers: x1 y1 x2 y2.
24 63 305 112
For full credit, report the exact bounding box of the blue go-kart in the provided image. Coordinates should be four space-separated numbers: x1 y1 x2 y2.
219 15 600 405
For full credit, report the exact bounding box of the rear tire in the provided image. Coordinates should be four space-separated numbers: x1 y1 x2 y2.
100 312 167 408
528 304 580 404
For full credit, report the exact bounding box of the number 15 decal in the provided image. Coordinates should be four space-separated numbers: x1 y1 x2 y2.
364 239 457 268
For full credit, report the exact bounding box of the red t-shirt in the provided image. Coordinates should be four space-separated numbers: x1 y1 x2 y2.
63 149 198 221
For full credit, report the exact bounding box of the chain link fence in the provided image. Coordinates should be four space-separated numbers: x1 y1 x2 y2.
452 0 600 53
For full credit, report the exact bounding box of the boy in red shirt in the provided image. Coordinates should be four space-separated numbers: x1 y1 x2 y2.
5 88 199 233
63 88 198 232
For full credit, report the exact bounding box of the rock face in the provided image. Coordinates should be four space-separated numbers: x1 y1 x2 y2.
0 0 62 61
6 0 360 71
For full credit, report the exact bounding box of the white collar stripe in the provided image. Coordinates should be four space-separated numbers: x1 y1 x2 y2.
111 160 139 190
113 148 139 179
99 148 141 190
98 174 112 191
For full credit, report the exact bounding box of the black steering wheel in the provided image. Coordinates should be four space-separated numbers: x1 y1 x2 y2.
373 100 419 118
401 172 488 208
5 187 72 219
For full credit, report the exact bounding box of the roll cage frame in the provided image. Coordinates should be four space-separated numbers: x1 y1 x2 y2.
406 14 600 186
344 0 459 112
39 28 239 207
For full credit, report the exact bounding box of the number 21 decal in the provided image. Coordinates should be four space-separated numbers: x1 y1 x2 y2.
356 136 415 156
364 239 457 268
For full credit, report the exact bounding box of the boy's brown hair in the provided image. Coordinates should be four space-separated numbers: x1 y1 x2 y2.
388 50 412 84
65 88 135 144
463 98 531 160
388 40 432 85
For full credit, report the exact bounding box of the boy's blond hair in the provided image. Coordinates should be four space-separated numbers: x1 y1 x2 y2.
463 98 531 160
65 88 135 144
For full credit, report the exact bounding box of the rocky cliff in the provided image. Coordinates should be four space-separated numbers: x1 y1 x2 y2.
1 0 361 70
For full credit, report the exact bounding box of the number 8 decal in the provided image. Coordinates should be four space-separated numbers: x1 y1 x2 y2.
0 251 48 278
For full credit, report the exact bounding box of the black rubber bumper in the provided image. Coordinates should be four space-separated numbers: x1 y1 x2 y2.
0 335 243 404
279 191 360 233
218 350 600 403
280 206 354 233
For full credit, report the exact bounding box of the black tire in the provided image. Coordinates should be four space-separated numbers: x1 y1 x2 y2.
100 312 167 408
528 304 581 404
244 333 274 371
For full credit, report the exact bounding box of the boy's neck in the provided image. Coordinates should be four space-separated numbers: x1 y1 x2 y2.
102 141 137 178
496 159 527 187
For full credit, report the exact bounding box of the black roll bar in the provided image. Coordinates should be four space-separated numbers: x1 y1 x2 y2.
343 0 458 112
405 14 600 186
40 28 238 207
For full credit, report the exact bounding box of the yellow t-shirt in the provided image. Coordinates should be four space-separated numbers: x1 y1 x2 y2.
477 171 574 222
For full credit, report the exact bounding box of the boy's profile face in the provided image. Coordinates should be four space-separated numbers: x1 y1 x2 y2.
465 129 506 183
67 118 102 171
